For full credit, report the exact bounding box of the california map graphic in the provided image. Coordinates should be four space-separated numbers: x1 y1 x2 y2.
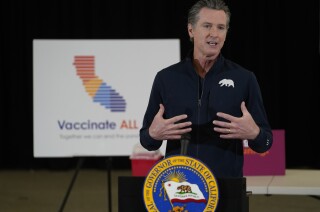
73 56 126 112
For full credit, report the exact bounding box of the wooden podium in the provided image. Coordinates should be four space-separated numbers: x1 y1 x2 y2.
118 176 249 212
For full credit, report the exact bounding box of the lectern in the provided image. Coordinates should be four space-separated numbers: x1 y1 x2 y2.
118 176 249 212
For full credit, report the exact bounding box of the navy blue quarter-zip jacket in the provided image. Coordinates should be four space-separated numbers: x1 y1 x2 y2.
140 53 273 178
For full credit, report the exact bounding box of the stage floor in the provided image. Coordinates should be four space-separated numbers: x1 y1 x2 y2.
0 169 319 212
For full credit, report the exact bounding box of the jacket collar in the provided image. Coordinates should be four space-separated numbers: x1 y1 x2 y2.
185 49 225 77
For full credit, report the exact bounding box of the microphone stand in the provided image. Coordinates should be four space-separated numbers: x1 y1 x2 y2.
180 133 191 155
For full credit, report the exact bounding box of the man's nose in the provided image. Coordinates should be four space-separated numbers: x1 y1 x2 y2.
209 27 217 36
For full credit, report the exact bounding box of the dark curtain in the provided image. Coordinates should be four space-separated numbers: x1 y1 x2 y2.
0 0 319 169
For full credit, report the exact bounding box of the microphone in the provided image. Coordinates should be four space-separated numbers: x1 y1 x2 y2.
180 133 191 155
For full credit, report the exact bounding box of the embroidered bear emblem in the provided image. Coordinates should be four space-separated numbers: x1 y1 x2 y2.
219 79 234 87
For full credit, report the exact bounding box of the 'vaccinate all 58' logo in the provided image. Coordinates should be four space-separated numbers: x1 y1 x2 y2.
73 55 126 112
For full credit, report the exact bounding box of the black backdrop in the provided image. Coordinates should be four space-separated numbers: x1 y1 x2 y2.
0 0 319 170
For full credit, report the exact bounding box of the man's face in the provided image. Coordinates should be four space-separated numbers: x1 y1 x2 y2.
188 7 228 59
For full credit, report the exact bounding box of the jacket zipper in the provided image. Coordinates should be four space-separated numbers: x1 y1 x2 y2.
197 76 205 156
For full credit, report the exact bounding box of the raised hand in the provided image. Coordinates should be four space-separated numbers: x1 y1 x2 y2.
212 101 260 140
149 104 192 140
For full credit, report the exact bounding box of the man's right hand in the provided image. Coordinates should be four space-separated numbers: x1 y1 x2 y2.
149 104 192 140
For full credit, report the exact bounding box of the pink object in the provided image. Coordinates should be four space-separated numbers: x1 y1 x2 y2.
243 129 286 176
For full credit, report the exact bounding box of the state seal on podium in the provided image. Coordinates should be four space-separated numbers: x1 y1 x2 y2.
143 155 219 211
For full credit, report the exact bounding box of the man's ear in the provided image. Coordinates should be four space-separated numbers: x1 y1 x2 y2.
187 23 194 42
187 23 193 38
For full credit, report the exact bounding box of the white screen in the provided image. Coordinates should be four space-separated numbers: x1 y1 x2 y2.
33 39 180 157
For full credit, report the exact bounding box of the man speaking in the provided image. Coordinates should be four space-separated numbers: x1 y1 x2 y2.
139 0 273 178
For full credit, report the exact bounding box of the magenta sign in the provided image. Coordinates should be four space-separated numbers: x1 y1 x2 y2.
243 129 286 176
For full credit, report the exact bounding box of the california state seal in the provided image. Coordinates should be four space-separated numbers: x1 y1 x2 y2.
143 155 219 212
